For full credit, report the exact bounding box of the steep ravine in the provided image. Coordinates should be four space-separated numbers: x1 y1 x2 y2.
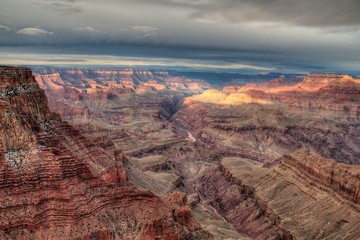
193 154 360 240
194 163 294 240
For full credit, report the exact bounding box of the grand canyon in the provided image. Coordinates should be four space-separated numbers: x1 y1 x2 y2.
1 0 360 239
0 65 359 239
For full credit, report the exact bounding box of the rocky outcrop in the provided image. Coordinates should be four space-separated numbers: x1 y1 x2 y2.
176 103 360 164
177 73 360 164
0 66 211 239
33 67 209 94
195 164 293 240
196 153 360 239
278 151 360 205
220 73 360 115
44 88 91 122
33 66 210 135
1 67 49 151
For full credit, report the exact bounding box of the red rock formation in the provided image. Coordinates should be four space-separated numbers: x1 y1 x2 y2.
195 163 293 240
221 73 360 115
33 67 209 94
278 151 360 205
223 75 288 93
196 152 360 239
33 67 210 127
30 66 360 238
0 66 211 239
177 73 360 164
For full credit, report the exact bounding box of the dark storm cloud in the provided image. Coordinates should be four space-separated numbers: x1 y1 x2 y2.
140 0 360 28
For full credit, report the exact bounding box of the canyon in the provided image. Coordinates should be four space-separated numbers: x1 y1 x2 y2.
0 66 359 239
178 73 360 164
0 66 211 240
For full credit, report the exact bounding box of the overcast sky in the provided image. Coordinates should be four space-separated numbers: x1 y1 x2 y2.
0 0 360 73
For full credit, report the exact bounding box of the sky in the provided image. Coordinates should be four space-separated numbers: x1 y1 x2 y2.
0 0 360 74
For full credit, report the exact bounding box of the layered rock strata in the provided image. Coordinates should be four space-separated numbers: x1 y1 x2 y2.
196 151 360 239
221 73 360 115
176 74 360 164
30 67 360 239
0 66 210 239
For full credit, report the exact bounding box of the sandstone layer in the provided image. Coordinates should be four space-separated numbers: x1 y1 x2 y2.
0 66 211 240
196 151 360 239
32 67 251 239
221 73 360 115
31 67 360 239
176 73 360 164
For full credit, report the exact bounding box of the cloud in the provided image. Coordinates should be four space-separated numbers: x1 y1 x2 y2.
0 51 274 71
154 0 211 6
117 25 158 32
139 0 360 28
321 26 359 34
130 26 158 32
0 24 10 32
117 25 158 38
17 27 54 36
0 0 359 74
37 0 83 14
76 26 105 34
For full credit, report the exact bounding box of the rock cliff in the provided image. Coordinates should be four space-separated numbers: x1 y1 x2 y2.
0 66 210 239
176 73 360 164
28 67 360 239
221 73 360 115
196 152 360 239
34 67 210 94
277 151 360 205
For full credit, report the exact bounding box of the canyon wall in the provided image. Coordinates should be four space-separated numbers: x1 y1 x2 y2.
0 66 211 239
277 151 360 205
30 67 360 239
222 73 360 115
177 73 360 164
196 152 360 239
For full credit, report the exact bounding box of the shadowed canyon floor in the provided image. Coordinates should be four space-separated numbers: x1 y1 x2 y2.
1 66 359 239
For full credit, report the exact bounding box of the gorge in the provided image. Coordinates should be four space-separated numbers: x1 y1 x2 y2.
0 66 359 239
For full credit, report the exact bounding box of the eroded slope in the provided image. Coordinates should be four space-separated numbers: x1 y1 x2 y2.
176 74 360 164
196 152 360 239
0 66 210 240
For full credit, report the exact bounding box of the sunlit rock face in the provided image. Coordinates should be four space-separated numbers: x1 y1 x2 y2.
220 73 360 115
176 74 360 164
0 66 211 240
183 89 271 105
